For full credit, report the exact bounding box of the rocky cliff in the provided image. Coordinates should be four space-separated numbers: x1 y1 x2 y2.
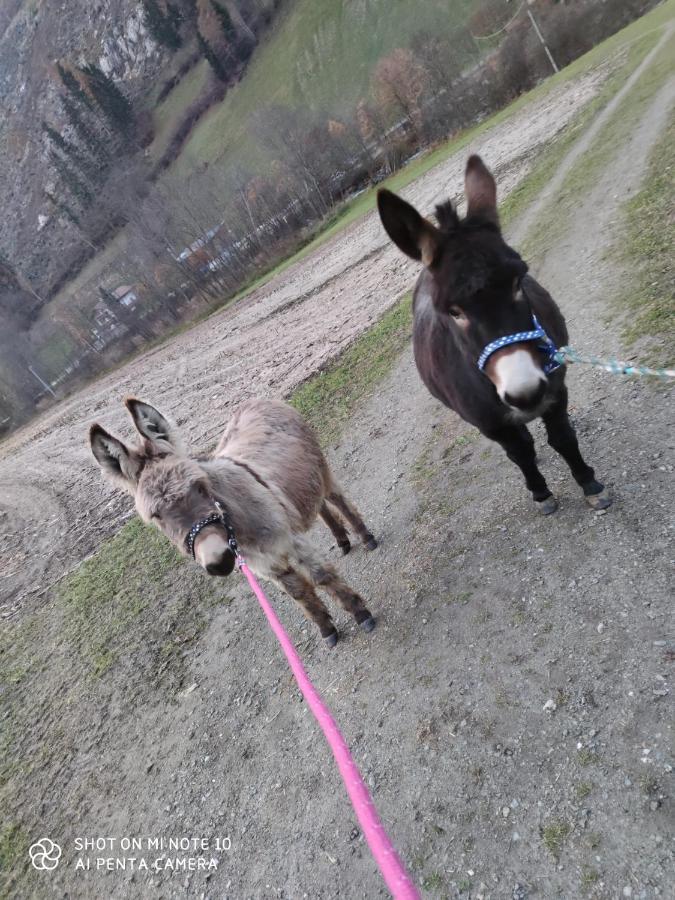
0 0 168 295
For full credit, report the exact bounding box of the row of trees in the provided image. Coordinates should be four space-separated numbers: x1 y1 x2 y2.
143 0 266 82
1 0 657 433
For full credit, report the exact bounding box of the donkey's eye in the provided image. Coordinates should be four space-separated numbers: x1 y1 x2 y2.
449 307 464 319
151 511 161 520
197 484 208 498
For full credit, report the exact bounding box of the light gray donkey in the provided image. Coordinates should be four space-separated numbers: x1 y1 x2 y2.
89 398 378 646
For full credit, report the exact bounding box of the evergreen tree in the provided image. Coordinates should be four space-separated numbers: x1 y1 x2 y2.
212 1 236 43
79 64 136 137
42 122 101 184
197 32 227 80
61 94 110 165
57 62 93 109
142 0 183 50
49 151 93 206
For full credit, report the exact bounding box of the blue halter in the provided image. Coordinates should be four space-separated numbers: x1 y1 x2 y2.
477 314 562 375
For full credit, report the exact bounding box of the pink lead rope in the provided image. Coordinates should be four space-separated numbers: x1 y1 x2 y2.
237 557 420 899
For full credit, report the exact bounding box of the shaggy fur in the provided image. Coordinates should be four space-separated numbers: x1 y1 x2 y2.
90 398 377 644
377 155 608 511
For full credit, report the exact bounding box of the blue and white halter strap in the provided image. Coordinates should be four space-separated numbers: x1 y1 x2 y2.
476 314 562 375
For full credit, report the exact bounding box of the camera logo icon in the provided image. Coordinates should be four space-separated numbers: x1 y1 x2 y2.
29 838 62 871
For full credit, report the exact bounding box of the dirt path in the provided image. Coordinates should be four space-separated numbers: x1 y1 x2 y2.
202 65 674 897
3 29 674 900
510 23 673 245
0 66 610 614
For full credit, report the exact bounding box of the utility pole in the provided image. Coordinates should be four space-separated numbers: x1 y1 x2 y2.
527 1 559 74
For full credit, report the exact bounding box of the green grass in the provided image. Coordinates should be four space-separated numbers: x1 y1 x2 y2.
172 0 675 187
518 28 675 259
542 819 572 860
61 517 182 676
575 781 593 801
289 292 413 445
422 871 445 891
0 823 29 886
172 0 479 180
54 1 675 340
501 30 666 238
182 0 675 308
615 109 675 357
54 517 231 681
578 748 597 767
151 60 211 159
581 866 601 889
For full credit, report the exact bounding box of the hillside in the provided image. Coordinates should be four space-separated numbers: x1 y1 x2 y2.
0 0 657 433
0 0 168 292
171 0 479 177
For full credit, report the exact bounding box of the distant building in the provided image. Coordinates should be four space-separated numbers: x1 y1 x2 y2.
111 284 138 308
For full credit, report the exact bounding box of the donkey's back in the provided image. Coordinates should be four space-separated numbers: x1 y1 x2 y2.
216 399 330 530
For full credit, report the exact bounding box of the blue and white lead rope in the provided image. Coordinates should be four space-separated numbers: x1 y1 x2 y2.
554 347 675 381
476 312 674 381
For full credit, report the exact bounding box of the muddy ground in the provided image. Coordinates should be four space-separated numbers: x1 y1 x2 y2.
1 18 674 900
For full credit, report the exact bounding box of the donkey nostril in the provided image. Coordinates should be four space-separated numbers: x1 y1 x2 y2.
504 381 546 410
204 552 235 577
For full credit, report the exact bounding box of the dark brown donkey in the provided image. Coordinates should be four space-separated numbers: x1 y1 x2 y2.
377 155 610 514
89 398 377 646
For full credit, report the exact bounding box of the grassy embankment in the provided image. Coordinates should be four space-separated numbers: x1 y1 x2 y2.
503 23 674 356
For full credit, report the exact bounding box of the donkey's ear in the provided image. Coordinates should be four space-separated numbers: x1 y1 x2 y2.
125 398 181 449
465 155 499 225
377 189 442 266
89 424 142 490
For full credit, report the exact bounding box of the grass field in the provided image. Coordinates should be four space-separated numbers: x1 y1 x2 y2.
616 109 675 357
172 0 479 179
516 30 675 258
150 59 211 160
207 0 675 307
53 1 675 322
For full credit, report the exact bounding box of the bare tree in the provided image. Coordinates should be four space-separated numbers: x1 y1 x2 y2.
372 48 429 141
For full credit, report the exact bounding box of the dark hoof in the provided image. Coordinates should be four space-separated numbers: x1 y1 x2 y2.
586 490 611 511
536 496 559 516
323 631 338 648
338 540 351 556
364 536 378 551
360 616 376 633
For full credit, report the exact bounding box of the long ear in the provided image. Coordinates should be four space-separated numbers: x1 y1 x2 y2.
125 398 181 450
465 155 499 225
377 189 442 266
89 424 142 490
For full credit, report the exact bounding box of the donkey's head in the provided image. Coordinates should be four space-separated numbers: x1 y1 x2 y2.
378 155 549 413
89 399 235 576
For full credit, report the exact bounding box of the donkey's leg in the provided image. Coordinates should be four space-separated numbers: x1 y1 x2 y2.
492 424 558 514
296 540 376 634
273 565 339 647
319 501 351 555
327 491 378 551
542 391 611 510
